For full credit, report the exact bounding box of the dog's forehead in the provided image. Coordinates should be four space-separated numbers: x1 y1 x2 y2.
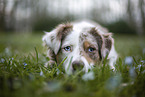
70 22 96 38
62 29 80 47
62 22 99 46
73 21 95 31
62 30 97 49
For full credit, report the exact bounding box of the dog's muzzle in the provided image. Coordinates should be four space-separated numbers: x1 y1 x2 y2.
72 61 84 72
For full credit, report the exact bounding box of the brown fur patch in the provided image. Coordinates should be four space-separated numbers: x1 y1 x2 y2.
83 41 100 62
103 33 112 51
56 23 73 41
89 28 103 60
83 52 94 63
45 47 56 66
50 36 55 42
83 41 90 49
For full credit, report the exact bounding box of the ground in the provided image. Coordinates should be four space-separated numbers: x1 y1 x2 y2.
0 33 145 97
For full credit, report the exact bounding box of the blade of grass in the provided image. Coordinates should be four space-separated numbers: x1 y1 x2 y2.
58 57 67 72
102 53 109 73
34 47 38 64
72 69 83 79
132 56 138 65
67 57 73 74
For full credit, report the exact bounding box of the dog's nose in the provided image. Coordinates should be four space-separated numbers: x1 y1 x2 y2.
72 61 84 72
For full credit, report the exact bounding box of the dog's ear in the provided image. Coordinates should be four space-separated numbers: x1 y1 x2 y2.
101 33 114 59
42 23 73 55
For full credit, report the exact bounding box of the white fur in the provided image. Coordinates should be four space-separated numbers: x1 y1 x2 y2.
42 21 118 74
42 29 61 54
61 22 99 74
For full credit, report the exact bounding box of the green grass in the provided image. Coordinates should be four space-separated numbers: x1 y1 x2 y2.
0 33 145 97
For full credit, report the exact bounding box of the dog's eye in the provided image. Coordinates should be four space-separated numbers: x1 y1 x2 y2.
88 47 95 52
64 46 71 51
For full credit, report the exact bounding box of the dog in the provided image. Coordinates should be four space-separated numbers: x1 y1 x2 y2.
42 21 118 74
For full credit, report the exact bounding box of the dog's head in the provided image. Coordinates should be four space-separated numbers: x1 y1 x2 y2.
43 21 114 74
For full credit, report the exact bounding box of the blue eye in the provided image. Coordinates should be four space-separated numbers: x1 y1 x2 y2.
64 46 71 51
88 47 95 52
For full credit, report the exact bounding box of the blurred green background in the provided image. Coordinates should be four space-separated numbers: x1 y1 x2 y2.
0 0 145 56
0 0 145 57
0 0 145 35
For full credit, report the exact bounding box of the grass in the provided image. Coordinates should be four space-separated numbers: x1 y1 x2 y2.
0 33 145 97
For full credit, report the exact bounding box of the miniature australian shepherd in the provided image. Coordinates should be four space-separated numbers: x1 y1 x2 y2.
42 20 118 74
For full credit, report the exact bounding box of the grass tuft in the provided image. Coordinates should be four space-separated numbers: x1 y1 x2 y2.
0 34 145 97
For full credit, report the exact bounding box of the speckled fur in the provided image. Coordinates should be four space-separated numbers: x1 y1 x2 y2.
42 21 118 74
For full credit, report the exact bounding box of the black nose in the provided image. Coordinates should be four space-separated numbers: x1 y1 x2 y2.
72 61 84 72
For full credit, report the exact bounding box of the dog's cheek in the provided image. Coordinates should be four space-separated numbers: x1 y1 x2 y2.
56 49 67 64
90 52 99 60
82 51 97 65
88 52 100 64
